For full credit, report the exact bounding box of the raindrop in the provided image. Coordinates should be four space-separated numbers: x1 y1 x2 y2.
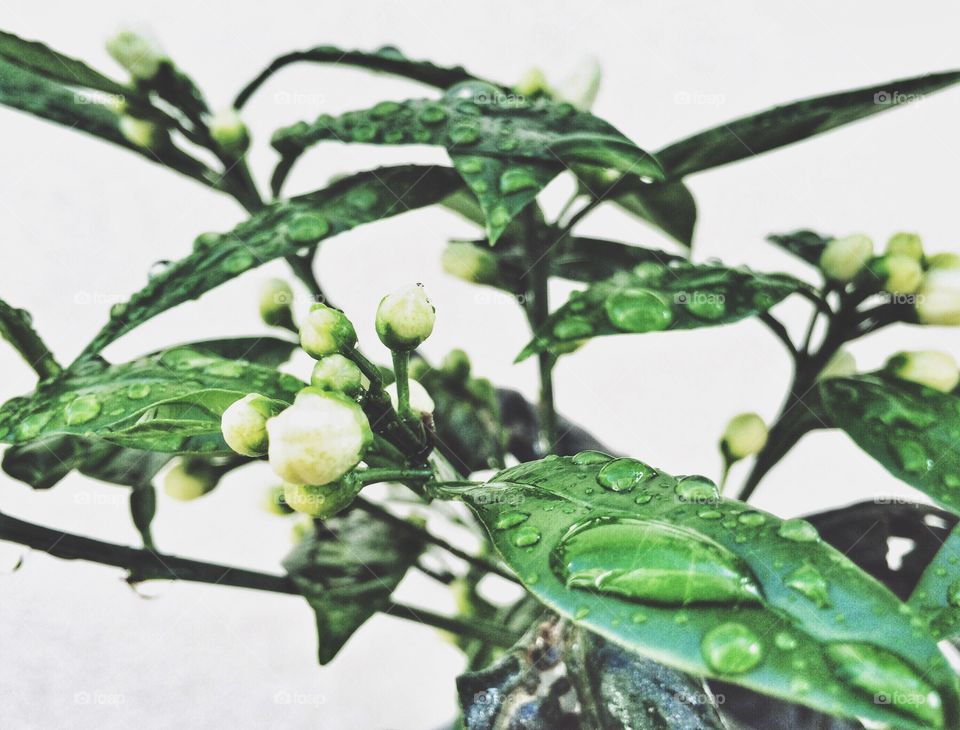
774 632 798 651
494 511 530 530
347 188 378 211
221 249 255 274
778 519 820 543
109 302 127 319
552 317 593 341
499 168 539 194
448 123 480 145
604 288 673 333
14 411 52 440
148 260 172 279
369 101 402 119
204 361 244 378
737 511 766 527
683 291 727 321
947 579 960 608
674 475 719 503
488 206 511 229
418 103 448 125
596 458 655 493
701 622 763 675
785 562 832 608
65 394 101 426
572 450 613 466
457 157 484 175
513 525 541 547
698 509 723 520
350 121 378 142
288 213 331 244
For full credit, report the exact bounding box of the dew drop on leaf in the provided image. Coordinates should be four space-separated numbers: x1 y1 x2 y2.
204 361 245 378
947 579 960 608
448 123 480 146
15 411 52 440
350 121 378 142
498 169 539 194
604 288 673 333
596 458 655 493
571 450 613 466
683 292 727 320
457 156 484 174
346 188 378 211
552 317 593 340
701 622 763 675
778 518 820 543
698 509 723 520
221 249 255 274
894 441 932 475
737 511 766 527
774 632 798 651
418 103 447 125
488 205 511 229
288 213 331 244
512 525 541 547
65 394 101 426
674 475 719 503
494 511 530 530
785 562 832 608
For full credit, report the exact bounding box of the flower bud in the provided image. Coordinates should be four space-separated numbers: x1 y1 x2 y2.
258 278 294 327
299 303 357 358
119 116 161 150
887 351 960 393
386 378 435 416
885 232 924 260
514 67 549 97
442 348 471 381
209 107 250 156
106 29 166 81
283 479 362 519
266 391 372 486
441 242 500 285
928 253 960 271
553 56 602 111
263 485 294 515
819 235 874 282
311 354 364 397
879 254 923 295
721 413 768 461
375 284 435 351
818 349 857 381
916 268 960 326
221 393 276 457
163 459 216 501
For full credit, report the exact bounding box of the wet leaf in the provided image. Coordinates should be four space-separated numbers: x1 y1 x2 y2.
767 229 833 266
0 296 60 379
908 524 960 640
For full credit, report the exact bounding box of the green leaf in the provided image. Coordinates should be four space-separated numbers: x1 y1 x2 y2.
443 455 959 729
767 229 833 266
519 261 809 360
820 373 960 515
271 86 663 243
78 165 460 358
282 508 424 664
908 524 960 639
0 297 60 379
657 70 960 179
0 346 302 454
552 237 684 284
162 336 299 368
235 44 490 108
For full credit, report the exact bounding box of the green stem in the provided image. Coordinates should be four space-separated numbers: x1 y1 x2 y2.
354 467 433 485
391 350 412 420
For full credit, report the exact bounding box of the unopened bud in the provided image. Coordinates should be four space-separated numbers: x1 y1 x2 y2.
310 354 364 397
916 268 960 326
721 413 768 461
885 232 924 260
259 278 294 327
887 351 959 393
106 29 166 81
209 107 250 156
879 254 923 295
441 242 499 285
283 479 361 519
514 67 549 97
819 235 874 282
375 284 435 351
441 349 471 381
163 459 216 501
119 116 161 149
220 393 276 457
299 303 357 358
553 56 602 111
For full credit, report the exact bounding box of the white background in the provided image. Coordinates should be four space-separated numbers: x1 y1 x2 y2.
1 2 959 728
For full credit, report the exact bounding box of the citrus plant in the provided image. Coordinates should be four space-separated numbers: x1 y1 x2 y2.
3 27 960 729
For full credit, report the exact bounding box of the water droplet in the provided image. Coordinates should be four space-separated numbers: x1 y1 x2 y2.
785 562 832 608
347 188 378 211
552 316 592 340
350 121 378 142
204 361 245 378
596 458 655 493
418 103 447 125
790 678 811 694
370 101 402 119
674 475 719 503
634 494 653 505
774 632 798 651
738 511 766 527
513 526 541 547
572 450 613 466
683 292 727 320
64 394 101 426
193 232 220 251
574 606 590 620
702 622 763 675
698 509 723 520
895 441 931 475
494 511 530 530
632 611 647 624
778 519 820 543
826 643 943 728
288 213 330 243
488 205 510 229
14 411 52 440
499 168 539 193
125 383 152 400
947 579 960 607
554 517 762 606
448 123 480 145
109 302 127 319
604 288 673 333
444 80 501 103
457 156 484 175
221 249 255 274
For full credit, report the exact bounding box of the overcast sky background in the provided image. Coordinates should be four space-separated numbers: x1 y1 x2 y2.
1 2 959 728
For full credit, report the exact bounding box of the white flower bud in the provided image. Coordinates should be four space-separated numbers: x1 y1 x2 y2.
311 354 364 397
880 254 923 295
299 303 357 358
220 393 275 457
887 351 959 393
514 67 549 97
283 479 361 519
375 284 435 351
885 232 923 260
163 460 215 501
266 391 372 486
258 278 294 327
386 379 435 416
721 413 768 461
553 57 602 111
818 349 857 381
819 235 874 282
106 29 166 81
928 253 960 271
442 349 471 381
916 268 960 326
209 107 250 156
441 242 499 285
119 116 160 149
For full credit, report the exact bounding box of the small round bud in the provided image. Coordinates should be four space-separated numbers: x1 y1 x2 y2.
514 67 549 97
885 232 924 260
310 354 364 397
266 391 372 486
299 303 357 358
721 413 768 461
441 242 500 285
119 116 161 150
818 349 857 381
442 349 471 381
466 376 496 406
258 278 294 327
916 268 960 326
375 284 435 351
283 479 362 519
553 56 602 111
887 351 960 393
819 234 874 282
879 254 923 295
106 29 166 81
163 459 216 501
928 253 960 271
263 485 294 516
386 379 435 416
209 107 250 156
221 393 276 457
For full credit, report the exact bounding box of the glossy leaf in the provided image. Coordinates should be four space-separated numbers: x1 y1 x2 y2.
282 508 424 664
767 229 832 266
0 297 60 379
271 87 663 243
519 262 809 360
820 373 960 515
442 455 959 729
161 336 299 368
79 165 461 358
657 70 960 179
908 524 960 639
0 347 302 454
551 237 684 283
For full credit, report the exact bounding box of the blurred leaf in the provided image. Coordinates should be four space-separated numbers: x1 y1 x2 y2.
282 509 424 664
129 485 157 549
519 261 809 360
767 229 833 266
657 70 960 179
0 296 60 379
552 237 684 283
165 336 299 368
908 524 960 639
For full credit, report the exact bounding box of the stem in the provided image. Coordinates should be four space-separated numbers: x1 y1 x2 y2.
354 467 433 485
758 312 797 358
391 350 412 420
